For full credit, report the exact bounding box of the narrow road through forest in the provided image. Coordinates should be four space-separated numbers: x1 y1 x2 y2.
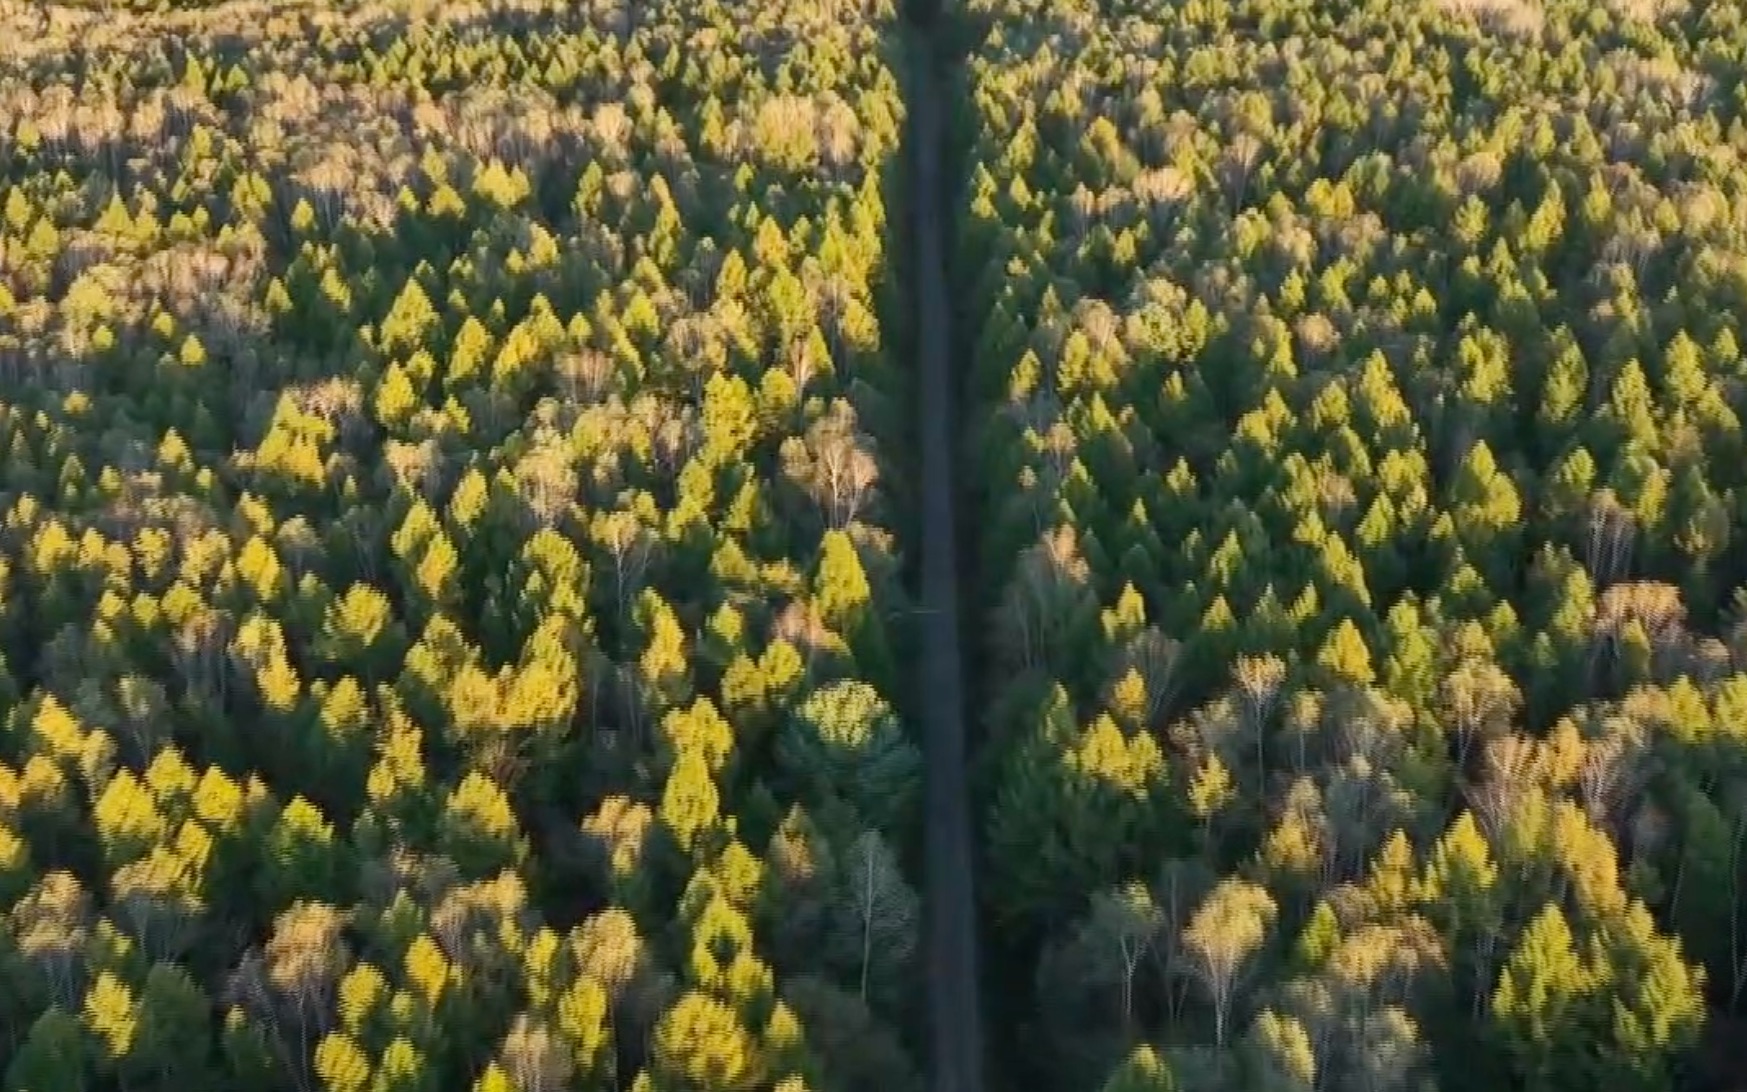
902 22 987 1092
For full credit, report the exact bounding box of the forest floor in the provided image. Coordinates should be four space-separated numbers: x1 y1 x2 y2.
903 19 987 1092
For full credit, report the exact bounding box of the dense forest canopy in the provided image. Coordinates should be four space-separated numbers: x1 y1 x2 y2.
12 0 1747 1090
957 0 1747 1090
0 1 924 1090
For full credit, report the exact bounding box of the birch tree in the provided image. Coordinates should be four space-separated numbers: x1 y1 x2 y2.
1183 879 1277 1050
829 829 918 1007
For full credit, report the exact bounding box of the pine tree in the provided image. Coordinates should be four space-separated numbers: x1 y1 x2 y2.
778 682 920 835
1490 903 1600 1091
662 749 722 857
1099 1045 1178 1092
7 1008 94 1092
1315 619 1375 687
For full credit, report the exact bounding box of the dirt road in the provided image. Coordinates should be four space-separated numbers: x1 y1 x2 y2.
903 29 987 1092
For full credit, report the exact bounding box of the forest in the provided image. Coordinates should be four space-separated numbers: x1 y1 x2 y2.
0 1 924 1090
4 0 1747 1090
959 0 1747 1089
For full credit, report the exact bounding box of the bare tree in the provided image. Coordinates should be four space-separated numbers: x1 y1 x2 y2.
556 349 616 403
1465 733 1544 845
573 907 671 1052
1584 491 1637 587
580 797 654 892
10 871 92 1009
1720 784 1747 1013
1151 857 1216 1023
172 607 232 710
1575 712 1646 834
1086 883 1162 1033
112 854 203 963
502 1015 574 1092
831 830 919 1005
591 509 655 627
111 674 170 768
1234 654 1287 794
514 435 578 528
432 876 531 1025
1220 132 1265 213
1132 165 1191 234
996 525 1095 676
229 902 350 1092
1593 581 1689 685
1107 626 1182 731
781 399 882 529
573 907 647 1007
1439 658 1522 776
1184 878 1277 1050
1436 0 1545 39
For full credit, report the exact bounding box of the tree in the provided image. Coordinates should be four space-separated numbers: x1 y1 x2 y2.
554 977 612 1087
438 772 524 878
374 1037 432 1092
1490 903 1599 1091
499 1015 572 1092
760 806 838 974
82 971 136 1070
814 530 872 629
779 682 920 835
126 964 214 1091
702 373 758 466
827 829 919 1006
783 974 921 1092
652 992 761 1092
813 531 887 675
987 690 1167 933
380 278 439 356
1290 901 1341 977
7 1007 94 1092
320 584 402 681
259 795 343 910
781 400 880 529
1413 811 1503 1015
1316 619 1375 688
1600 901 1705 1091
471 1063 513 1092
661 749 722 857
1243 1011 1316 1092
660 698 736 778
1098 1045 1178 1092
314 1031 372 1092
1183 879 1277 1050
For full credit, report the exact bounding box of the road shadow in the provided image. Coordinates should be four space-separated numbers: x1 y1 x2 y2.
889 8 991 1092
